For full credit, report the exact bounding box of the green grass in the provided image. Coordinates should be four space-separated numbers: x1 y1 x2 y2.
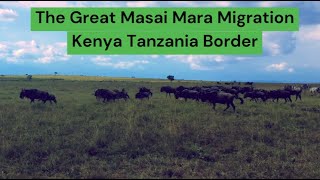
0 75 320 178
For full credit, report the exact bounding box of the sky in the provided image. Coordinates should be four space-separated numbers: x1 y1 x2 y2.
0 1 320 83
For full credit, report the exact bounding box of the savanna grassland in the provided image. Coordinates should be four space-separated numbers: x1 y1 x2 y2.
0 75 320 179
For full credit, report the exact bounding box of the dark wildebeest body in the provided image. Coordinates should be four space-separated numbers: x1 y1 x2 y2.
160 86 176 98
94 89 116 102
206 92 244 112
135 92 152 100
113 89 130 101
284 85 302 101
174 89 200 101
139 87 153 97
20 89 56 104
266 90 292 103
244 91 266 102
95 88 129 102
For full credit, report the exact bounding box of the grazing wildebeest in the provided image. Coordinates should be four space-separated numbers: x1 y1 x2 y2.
245 82 254 86
135 91 152 100
45 94 57 104
94 88 129 102
139 87 153 97
160 86 176 98
114 89 130 101
20 89 56 104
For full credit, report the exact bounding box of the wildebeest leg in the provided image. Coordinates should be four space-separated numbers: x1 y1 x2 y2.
224 103 230 111
231 102 236 112
30 98 35 103
289 97 292 102
212 103 216 111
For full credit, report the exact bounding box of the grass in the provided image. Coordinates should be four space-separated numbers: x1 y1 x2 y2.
0 75 320 178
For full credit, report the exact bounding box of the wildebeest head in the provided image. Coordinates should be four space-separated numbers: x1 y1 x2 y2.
49 94 57 104
174 91 181 99
122 91 130 99
160 87 165 92
20 89 26 99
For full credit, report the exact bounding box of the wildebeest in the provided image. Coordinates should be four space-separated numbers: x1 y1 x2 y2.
113 89 130 101
94 89 114 102
94 88 129 102
139 87 153 97
284 85 303 101
205 91 244 112
244 91 267 102
160 86 176 97
174 89 200 101
245 82 254 86
45 94 57 104
135 91 152 100
266 90 292 103
20 89 56 104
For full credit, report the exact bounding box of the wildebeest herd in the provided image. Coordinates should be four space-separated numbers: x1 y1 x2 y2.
19 83 320 112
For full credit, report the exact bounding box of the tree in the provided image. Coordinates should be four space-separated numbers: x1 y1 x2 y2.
167 75 174 82
54 72 58 76
27 74 32 81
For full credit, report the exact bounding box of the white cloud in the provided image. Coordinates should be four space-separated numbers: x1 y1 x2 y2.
211 1 231 7
0 1 71 8
150 55 159 59
263 32 296 56
165 55 226 70
266 62 294 73
126 1 158 7
0 43 7 51
91 56 149 69
297 24 320 41
0 8 18 22
168 1 197 7
0 40 70 64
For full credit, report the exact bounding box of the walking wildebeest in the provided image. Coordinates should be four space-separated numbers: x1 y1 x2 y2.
20 89 56 104
266 90 292 103
208 92 244 112
160 86 176 98
284 85 303 101
174 89 200 101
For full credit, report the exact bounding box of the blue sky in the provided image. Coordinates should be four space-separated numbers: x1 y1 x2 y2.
0 1 320 83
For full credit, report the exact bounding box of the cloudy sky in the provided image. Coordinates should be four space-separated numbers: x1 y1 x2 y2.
0 1 319 83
